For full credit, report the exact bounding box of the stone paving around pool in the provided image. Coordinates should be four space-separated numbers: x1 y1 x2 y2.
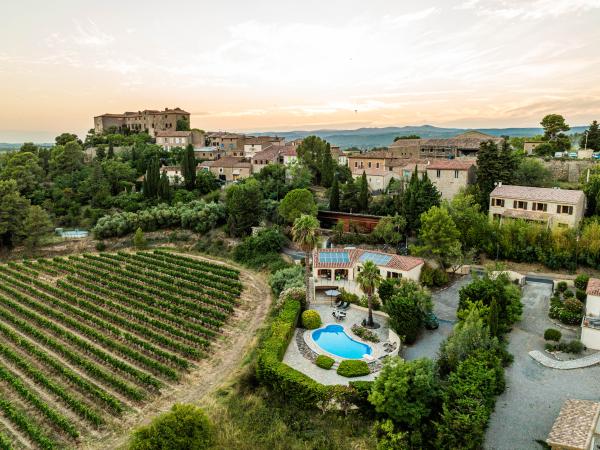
282 299 397 385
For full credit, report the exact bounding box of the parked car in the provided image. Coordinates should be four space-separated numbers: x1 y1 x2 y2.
424 312 439 330
569 152 578 159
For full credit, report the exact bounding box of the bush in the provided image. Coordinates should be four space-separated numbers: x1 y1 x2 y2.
384 280 431 344
95 241 106 251
301 310 321 329
378 279 397 304
315 355 334 370
558 308 583 325
128 403 212 450
556 281 568 292
566 340 584 354
544 328 562 342
337 360 370 378
339 288 359 305
574 274 590 290
351 324 380 343
564 298 583 313
133 227 146 249
420 263 449 287
233 228 287 270
269 265 304 297
575 289 587 302
563 289 574 298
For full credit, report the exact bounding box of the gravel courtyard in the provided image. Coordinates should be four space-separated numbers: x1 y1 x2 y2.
485 281 600 450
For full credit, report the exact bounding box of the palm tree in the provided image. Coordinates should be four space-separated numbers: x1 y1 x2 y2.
292 214 320 306
356 260 382 327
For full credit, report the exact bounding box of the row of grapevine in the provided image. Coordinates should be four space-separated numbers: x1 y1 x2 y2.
0 250 242 446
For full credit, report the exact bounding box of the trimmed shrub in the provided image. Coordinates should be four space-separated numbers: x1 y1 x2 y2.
563 289 574 299
301 310 321 329
128 403 212 450
337 360 370 378
543 328 561 342
315 355 334 370
574 274 590 290
95 241 106 251
566 340 584 354
556 281 568 292
564 298 583 313
575 289 587 302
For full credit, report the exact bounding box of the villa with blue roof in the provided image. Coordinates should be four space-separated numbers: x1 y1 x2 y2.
313 248 424 290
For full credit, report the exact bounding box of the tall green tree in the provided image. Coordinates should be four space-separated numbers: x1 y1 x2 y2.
513 158 552 187
107 143 115 159
20 205 52 249
416 206 461 270
372 215 406 247
157 171 172 202
278 188 317 223
225 179 264 237
181 144 197 190
356 260 382 326
402 167 441 231
329 175 340 211
489 298 499 338
143 157 161 198
320 143 334 188
49 140 84 176
581 120 600 151
0 151 44 196
541 114 570 141
384 279 432 344
54 133 81 146
358 171 369 212
475 139 517 210
340 179 360 212
0 180 30 248
291 214 320 306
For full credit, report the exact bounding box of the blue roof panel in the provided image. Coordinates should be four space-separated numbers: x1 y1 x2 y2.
359 252 392 265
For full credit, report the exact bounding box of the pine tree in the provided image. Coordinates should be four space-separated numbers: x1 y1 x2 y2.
329 175 340 211
143 157 160 198
359 171 369 212
181 144 197 190
133 227 147 248
157 171 171 202
582 120 600 151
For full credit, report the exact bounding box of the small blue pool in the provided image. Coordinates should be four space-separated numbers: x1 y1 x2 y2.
312 324 372 359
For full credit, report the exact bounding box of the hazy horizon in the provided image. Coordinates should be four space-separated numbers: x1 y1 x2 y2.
2 0 600 142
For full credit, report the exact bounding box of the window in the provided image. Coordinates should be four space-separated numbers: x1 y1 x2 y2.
387 272 401 279
513 200 527 210
368 162 372 168
454 170 459 178
436 169 441 178
354 162 358 168
376 162 380 169
491 198 504 207
557 205 573 215
532 202 547 212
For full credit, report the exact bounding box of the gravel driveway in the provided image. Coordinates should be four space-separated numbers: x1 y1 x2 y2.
485 281 600 450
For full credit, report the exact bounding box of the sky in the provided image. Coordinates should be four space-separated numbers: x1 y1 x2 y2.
1 0 600 142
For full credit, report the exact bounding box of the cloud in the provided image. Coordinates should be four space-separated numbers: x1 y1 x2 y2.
382 7 441 26
73 19 115 46
459 0 600 19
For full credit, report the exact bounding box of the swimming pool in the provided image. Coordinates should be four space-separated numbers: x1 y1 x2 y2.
312 324 372 359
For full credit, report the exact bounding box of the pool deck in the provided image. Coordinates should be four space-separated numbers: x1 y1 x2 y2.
282 299 395 385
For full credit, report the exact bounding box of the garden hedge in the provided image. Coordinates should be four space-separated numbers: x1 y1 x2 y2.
543 328 561 342
301 310 322 329
337 360 370 378
315 355 334 370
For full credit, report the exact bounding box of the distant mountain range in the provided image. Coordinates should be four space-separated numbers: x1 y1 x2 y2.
0 124 588 151
252 125 588 149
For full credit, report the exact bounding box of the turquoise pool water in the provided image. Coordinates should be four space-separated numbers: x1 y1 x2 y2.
312 324 372 359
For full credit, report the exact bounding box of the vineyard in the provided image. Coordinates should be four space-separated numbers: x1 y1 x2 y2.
0 250 242 449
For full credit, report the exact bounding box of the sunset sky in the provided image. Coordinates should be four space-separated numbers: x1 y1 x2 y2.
1 0 600 142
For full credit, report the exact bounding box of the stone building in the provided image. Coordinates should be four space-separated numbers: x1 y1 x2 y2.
389 130 503 159
426 159 477 200
199 157 252 183
488 184 586 228
94 107 190 137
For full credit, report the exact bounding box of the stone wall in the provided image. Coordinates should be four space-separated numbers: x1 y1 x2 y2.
541 159 596 183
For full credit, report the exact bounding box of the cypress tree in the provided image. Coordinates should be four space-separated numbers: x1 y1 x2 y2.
143 157 160 198
582 120 600 151
157 171 171 201
107 143 115 159
321 143 334 187
359 171 369 212
181 144 197 190
329 175 340 211
489 298 499 337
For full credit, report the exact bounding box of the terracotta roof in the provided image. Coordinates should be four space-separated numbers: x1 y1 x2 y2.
206 132 244 138
252 146 279 162
490 185 584 204
244 136 280 145
427 159 476 170
280 147 297 157
201 157 251 169
312 248 423 271
587 278 600 296
155 131 191 137
547 399 600 450
349 151 395 160
387 158 428 168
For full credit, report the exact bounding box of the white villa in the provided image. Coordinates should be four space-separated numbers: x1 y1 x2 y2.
312 248 424 292
581 278 600 351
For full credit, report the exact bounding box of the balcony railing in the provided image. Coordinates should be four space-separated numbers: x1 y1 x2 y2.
582 316 600 330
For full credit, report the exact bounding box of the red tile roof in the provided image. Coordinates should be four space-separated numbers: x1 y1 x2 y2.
490 185 584 204
546 399 600 450
312 248 423 271
586 278 600 296
427 159 476 170
201 157 251 169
